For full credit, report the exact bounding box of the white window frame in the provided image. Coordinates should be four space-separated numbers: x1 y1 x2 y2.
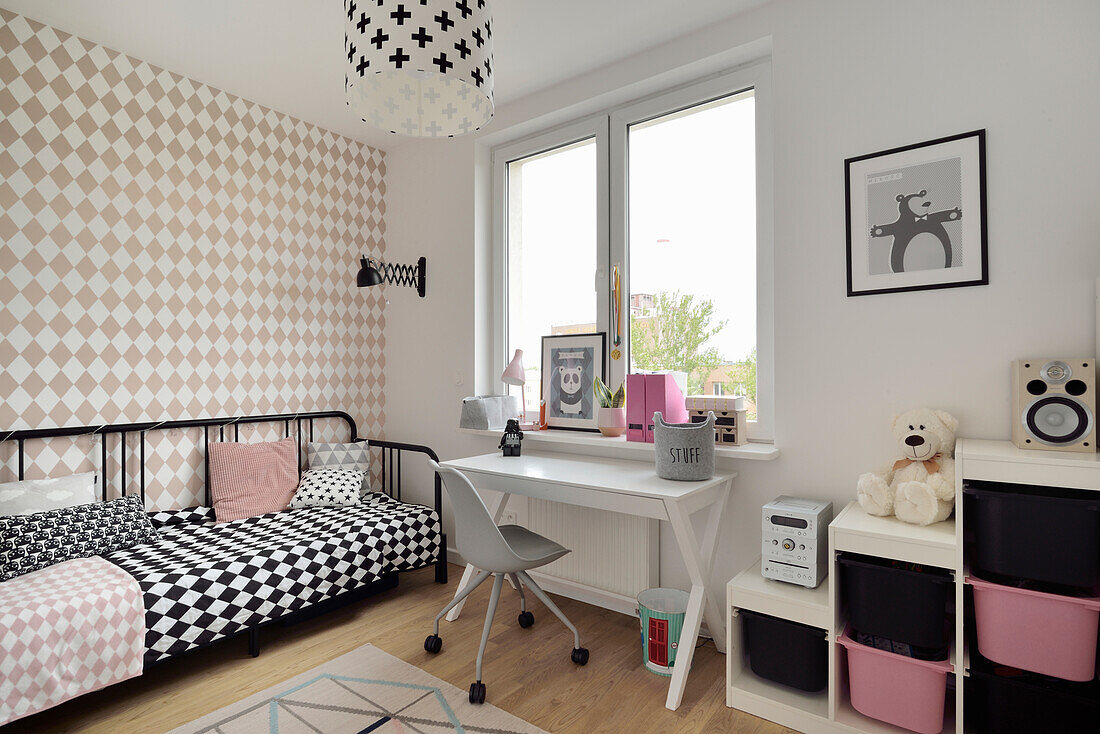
490 117 610 403
490 61 774 441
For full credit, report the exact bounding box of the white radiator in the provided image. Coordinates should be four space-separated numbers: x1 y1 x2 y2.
523 498 659 608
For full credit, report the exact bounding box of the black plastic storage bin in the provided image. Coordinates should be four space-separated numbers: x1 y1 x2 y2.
839 553 953 649
966 666 1100 733
741 609 827 692
964 481 1100 594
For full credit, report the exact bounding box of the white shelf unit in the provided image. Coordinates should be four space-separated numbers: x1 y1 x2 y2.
727 559 833 733
951 438 1100 733
726 438 1100 733
831 501 959 734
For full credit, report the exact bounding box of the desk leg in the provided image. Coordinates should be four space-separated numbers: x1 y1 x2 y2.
663 484 731 711
444 491 511 622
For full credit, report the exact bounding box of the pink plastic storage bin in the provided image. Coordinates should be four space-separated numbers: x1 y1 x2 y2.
838 627 952 734
968 575 1100 681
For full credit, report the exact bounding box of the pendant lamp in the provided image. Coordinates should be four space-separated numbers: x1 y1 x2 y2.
345 0 495 137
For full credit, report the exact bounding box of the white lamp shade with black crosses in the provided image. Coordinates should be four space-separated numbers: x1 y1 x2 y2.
345 0 494 138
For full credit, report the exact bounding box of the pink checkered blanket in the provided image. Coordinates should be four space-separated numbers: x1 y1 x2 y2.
0 556 145 726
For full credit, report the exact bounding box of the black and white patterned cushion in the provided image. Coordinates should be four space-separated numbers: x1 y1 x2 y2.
307 441 372 495
0 495 159 581
148 505 215 528
105 494 440 663
290 469 363 508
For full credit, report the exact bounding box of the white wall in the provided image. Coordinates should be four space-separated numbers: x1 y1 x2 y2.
383 0 1100 592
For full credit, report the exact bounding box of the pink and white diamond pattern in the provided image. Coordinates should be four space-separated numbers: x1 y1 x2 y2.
0 9 387 500
0 556 146 726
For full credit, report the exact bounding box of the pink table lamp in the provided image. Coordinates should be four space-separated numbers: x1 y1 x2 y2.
501 349 534 429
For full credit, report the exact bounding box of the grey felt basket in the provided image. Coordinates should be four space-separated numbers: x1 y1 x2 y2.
653 411 716 481
459 395 521 430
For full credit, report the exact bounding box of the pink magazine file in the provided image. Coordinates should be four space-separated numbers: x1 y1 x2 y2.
626 374 648 442
644 373 688 442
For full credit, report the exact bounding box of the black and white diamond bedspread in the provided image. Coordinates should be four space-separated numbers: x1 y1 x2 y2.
105 494 439 663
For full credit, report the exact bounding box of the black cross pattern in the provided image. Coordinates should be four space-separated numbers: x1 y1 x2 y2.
347 0 358 21
389 47 410 68
470 67 484 87
477 0 485 8
454 37 471 59
347 40 357 64
356 12 370 33
484 57 492 76
356 55 370 76
484 19 492 39
390 4 412 25
472 27 484 47
370 27 389 49
411 26 433 48
435 10 454 31
432 52 453 73
456 0 473 20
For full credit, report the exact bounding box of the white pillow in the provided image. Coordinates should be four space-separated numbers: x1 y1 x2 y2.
289 469 364 509
0 473 98 516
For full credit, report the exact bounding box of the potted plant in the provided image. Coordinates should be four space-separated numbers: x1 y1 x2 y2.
594 376 627 437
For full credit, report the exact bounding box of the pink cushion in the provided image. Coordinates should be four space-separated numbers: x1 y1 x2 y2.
207 438 299 523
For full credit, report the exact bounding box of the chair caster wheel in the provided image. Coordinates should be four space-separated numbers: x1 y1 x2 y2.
518 611 534 628
424 634 442 654
469 680 486 704
571 647 589 665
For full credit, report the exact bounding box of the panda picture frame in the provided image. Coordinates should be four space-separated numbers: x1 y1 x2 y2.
541 332 607 432
845 129 988 297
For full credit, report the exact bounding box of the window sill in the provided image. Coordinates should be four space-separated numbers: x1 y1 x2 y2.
457 427 779 462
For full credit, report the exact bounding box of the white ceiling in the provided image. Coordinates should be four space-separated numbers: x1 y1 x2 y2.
0 0 769 149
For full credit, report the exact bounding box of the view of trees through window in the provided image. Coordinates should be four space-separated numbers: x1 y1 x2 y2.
629 291 757 411
628 90 757 418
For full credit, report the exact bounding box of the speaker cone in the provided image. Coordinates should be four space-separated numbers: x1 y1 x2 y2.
1024 396 1093 445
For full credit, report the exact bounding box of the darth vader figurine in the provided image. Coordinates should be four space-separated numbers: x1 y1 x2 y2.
499 419 523 457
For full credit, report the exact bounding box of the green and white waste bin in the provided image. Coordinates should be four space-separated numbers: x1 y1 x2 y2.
638 588 690 676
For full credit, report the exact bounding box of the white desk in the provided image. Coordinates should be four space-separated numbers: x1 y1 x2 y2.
440 451 736 711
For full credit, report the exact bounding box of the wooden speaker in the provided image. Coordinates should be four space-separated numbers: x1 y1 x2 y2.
1012 359 1096 452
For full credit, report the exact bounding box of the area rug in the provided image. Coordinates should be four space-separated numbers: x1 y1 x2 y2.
169 644 546 734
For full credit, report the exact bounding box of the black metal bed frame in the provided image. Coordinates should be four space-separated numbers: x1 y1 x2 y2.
1 409 448 658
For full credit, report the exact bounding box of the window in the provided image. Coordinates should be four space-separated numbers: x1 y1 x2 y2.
621 90 757 417
493 63 773 439
506 138 600 413
493 119 609 415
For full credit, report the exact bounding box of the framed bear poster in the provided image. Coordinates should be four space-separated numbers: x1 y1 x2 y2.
845 130 987 297
541 332 606 432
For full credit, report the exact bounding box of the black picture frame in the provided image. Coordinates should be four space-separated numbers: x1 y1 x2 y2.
845 129 987 297
540 332 607 432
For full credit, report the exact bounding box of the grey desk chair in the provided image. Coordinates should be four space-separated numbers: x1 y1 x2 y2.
425 460 589 704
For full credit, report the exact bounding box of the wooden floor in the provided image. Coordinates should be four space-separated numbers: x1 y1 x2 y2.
7 566 794 734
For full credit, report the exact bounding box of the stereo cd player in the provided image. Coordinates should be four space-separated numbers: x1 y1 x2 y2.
761 496 832 588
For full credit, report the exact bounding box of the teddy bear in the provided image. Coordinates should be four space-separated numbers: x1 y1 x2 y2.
856 408 959 526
